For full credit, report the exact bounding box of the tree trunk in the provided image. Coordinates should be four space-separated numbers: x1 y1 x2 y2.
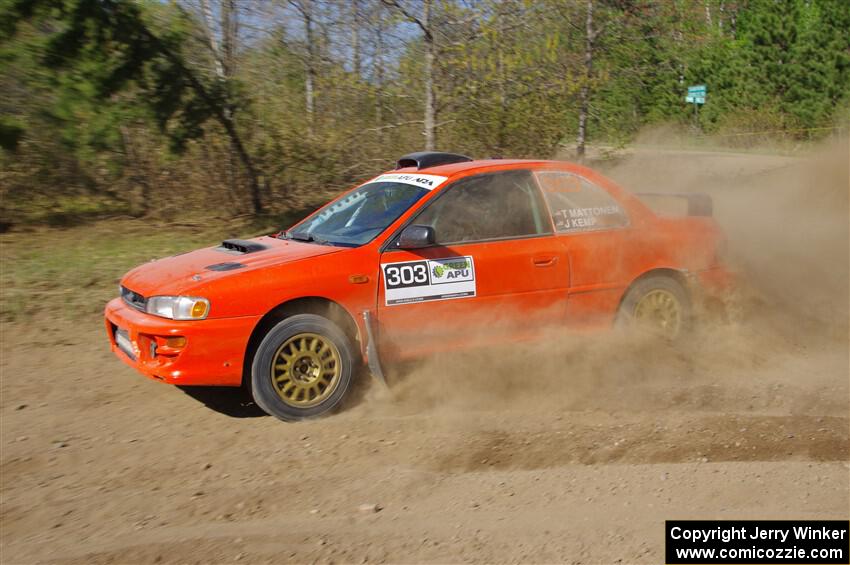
351 0 361 77
221 0 237 78
374 8 385 145
302 1 316 136
381 0 436 149
718 0 725 33
422 0 436 150
200 0 258 213
220 0 239 208
201 0 226 79
576 0 593 161
730 4 737 38
495 2 507 154
120 125 150 216
159 54 260 215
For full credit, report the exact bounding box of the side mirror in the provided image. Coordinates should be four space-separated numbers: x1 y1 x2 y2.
397 225 435 249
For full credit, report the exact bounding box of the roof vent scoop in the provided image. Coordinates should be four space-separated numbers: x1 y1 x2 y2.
217 239 268 254
396 151 473 170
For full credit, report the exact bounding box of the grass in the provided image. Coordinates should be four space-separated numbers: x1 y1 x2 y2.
0 218 289 323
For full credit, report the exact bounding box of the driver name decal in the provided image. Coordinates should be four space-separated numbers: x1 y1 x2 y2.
552 205 624 230
373 173 448 190
382 256 476 305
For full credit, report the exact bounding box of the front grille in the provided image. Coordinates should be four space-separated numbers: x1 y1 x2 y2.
120 286 147 311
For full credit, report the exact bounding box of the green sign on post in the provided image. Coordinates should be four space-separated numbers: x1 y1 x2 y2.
686 84 707 105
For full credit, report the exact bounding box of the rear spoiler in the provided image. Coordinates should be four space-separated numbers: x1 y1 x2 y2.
635 192 713 217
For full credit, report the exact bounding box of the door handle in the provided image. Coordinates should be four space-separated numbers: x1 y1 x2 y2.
533 255 557 267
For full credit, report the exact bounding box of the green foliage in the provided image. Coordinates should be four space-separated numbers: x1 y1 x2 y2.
677 0 850 134
7 0 224 152
1 0 848 229
0 0 249 223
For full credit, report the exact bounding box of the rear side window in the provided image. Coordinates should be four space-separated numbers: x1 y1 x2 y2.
536 172 628 232
412 170 551 244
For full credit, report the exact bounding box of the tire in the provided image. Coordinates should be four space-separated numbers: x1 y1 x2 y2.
251 314 355 421
617 275 691 340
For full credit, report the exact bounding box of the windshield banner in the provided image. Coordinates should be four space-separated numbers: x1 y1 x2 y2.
371 173 448 191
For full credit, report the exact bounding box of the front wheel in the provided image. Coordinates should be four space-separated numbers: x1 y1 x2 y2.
251 314 355 421
617 275 691 340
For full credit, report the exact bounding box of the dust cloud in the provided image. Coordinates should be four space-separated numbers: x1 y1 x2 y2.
359 141 849 429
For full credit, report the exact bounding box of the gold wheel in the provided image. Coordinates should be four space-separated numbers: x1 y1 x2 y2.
633 289 683 339
271 333 342 408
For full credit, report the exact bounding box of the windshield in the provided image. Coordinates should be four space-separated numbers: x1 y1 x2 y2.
285 181 431 246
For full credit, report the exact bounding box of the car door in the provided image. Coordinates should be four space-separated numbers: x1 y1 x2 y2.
534 170 633 328
376 169 570 357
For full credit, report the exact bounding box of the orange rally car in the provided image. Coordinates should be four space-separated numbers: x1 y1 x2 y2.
104 152 733 421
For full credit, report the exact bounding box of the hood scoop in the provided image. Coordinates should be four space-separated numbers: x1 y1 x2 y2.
217 239 268 254
205 262 246 272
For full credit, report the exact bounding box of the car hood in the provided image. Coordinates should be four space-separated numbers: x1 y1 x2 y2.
121 236 343 297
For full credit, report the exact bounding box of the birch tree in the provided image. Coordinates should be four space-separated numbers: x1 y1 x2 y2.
289 0 320 136
576 0 594 160
382 0 437 150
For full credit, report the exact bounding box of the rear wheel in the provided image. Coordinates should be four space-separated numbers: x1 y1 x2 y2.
618 275 691 340
251 314 355 421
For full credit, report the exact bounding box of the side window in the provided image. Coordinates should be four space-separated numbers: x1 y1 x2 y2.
536 172 628 232
411 170 552 244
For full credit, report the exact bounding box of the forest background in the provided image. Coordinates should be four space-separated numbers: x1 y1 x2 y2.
1 0 848 228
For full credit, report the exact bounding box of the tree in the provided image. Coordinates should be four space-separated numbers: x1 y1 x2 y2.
3 0 849 228
576 0 595 159
2 0 265 213
289 0 320 136
383 0 437 150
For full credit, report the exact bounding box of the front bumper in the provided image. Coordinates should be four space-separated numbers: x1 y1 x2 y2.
104 298 260 386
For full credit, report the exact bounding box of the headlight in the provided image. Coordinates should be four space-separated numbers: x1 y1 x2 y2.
146 296 210 320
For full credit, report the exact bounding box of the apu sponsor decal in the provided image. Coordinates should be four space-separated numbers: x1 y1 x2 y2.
382 256 476 305
372 173 448 191
429 257 473 284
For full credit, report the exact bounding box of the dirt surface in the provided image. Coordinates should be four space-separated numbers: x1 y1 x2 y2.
2 145 848 564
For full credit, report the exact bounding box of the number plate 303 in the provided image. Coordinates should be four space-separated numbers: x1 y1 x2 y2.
381 256 476 306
